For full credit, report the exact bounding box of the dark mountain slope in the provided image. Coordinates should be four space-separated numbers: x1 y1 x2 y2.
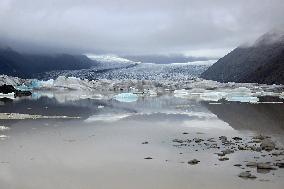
201 32 284 84
0 47 96 78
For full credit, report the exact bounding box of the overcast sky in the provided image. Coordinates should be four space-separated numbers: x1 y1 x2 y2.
0 0 284 57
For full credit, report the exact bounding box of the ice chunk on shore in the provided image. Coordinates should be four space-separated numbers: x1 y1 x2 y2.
113 93 138 102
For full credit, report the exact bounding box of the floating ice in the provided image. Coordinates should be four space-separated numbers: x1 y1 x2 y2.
113 93 138 102
0 92 15 99
174 89 189 98
0 126 10 131
0 135 9 139
200 91 227 102
85 113 131 122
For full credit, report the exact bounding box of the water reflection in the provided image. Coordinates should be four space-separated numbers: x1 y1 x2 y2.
204 102 284 134
1 94 284 136
1 94 284 189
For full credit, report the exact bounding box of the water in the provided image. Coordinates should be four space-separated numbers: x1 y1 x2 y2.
0 93 284 189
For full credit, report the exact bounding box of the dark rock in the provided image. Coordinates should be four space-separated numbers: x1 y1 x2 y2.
15 90 32 97
219 157 229 161
234 164 242 167
232 137 242 141
188 159 200 165
0 84 32 97
275 162 284 168
0 84 16 94
172 139 184 143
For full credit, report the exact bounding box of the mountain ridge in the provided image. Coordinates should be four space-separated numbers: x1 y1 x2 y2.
0 47 96 78
201 31 284 84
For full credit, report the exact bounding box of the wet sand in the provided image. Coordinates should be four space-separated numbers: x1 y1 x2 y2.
0 95 284 189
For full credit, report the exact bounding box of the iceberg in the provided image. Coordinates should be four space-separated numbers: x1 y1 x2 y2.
200 91 227 102
0 92 15 99
113 93 138 102
173 89 189 98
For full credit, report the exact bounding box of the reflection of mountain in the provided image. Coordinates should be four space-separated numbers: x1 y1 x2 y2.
0 97 93 118
204 102 284 134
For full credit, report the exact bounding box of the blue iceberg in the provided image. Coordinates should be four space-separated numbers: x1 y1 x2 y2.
113 93 138 103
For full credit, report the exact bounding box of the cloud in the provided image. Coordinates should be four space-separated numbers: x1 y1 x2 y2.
0 0 284 56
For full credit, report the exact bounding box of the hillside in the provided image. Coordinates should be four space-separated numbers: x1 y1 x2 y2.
0 47 95 78
201 32 284 84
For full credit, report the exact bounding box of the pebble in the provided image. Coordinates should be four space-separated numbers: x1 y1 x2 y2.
238 172 257 179
260 139 275 151
246 162 257 167
219 157 229 161
257 163 277 170
234 164 242 167
232 137 242 141
172 139 184 143
275 162 284 168
188 159 200 165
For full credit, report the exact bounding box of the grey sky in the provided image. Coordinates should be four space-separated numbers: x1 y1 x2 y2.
0 0 284 57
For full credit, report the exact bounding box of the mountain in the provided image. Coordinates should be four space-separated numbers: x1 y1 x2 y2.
201 31 284 84
0 47 96 78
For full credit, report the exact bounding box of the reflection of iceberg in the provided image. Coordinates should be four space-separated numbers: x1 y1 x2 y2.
113 93 138 102
225 87 259 103
31 90 105 103
280 92 284 99
225 96 258 103
174 87 260 103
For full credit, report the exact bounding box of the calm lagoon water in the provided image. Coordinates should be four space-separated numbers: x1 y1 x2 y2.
0 94 284 189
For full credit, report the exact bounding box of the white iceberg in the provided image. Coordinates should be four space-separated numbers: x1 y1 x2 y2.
0 92 15 99
200 91 227 102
